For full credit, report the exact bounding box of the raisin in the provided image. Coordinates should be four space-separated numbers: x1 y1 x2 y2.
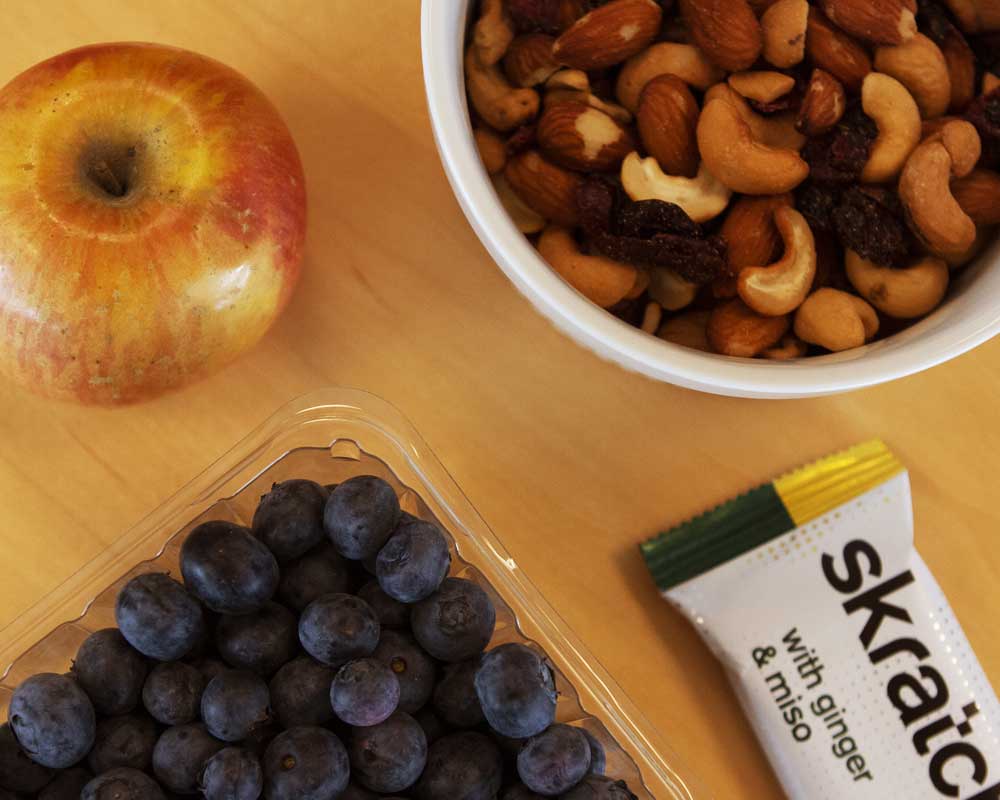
506 125 537 156
606 295 646 326
617 200 703 240
796 182 840 233
592 232 727 283
802 104 878 184
507 0 562 34
968 32 1000 73
966 88 1000 141
831 186 916 267
575 177 621 237
917 0 958 46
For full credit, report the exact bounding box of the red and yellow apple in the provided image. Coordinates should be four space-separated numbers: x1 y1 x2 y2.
0 43 307 404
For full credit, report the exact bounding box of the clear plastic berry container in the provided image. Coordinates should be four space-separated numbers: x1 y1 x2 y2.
0 388 704 799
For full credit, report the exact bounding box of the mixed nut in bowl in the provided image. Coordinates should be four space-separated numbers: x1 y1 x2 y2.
423 0 1000 397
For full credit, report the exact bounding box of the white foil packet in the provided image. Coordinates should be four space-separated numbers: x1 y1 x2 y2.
642 441 1000 799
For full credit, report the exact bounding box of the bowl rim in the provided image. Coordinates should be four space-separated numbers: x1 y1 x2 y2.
421 0 1000 398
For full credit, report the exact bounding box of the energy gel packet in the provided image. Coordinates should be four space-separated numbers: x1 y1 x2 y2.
641 441 1000 800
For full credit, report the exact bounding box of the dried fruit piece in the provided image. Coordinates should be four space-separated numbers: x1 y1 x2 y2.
575 176 622 236
801 104 879 184
831 186 915 267
509 0 564 33
618 199 705 240
591 232 728 283
796 182 840 232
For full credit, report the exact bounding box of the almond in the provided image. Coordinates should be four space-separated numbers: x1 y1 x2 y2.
795 68 846 136
679 0 763 72
504 34 560 88
952 168 1000 225
504 150 583 228
805 8 872 91
657 310 712 351
719 194 794 276
819 0 916 45
636 75 700 178
941 28 976 112
707 299 790 357
553 0 663 71
557 0 588 32
536 101 635 171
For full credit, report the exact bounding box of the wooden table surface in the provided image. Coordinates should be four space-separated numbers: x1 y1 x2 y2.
1 2 999 798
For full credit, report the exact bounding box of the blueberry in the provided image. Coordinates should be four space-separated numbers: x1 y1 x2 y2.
37 766 92 800
414 708 447 745
411 578 495 663
253 479 329 563
87 713 158 773
201 670 271 743
474 644 556 739
269 656 336 729
339 783 378 800
277 542 352 612
152 723 225 794
241 720 283 761
81 767 166 800
215 601 298 676
372 630 437 714
143 661 205 726
262 726 350 800
193 657 230 685
502 785 545 800
414 731 503 800
348 711 427 793
376 520 451 603
181 521 279 614
432 659 484 728
357 580 409 628
324 476 400 560
72 628 148 715
559 775 638 800
517 724 591 795
0 722 53 792
200 746 263 800
9 673 96 769
581 729 606 775
115 573 205 661
329 658 399 727
298 593 380 666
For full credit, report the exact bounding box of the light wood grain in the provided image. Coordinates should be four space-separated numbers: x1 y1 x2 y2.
0 2 998 798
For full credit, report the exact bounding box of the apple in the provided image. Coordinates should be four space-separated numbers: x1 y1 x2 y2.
0 43 307 404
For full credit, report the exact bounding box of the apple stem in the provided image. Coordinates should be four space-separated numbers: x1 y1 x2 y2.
90 159 127 198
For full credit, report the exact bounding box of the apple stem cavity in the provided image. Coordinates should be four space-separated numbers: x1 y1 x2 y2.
81 142 139 200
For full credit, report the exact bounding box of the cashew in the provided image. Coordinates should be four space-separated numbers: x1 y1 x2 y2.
794 288 879 352
492 175 546 234
627 268 650 299
620 152 732 223
761 0 809 68
944 226 993 269
647 267 699 311
845 250 950 318
616 43 725 112
537 226 637 307
546 68 591 93
466 46 540 132
544 70 633 124
860 73 922 183
641 300 663 334
874 34 952 119
762 335 809 360
657 310 712 352
899 120 981 259
737 207 816 316
473 0 515 65
728 71 797 103
474 127 507 175
705 84 806 150
696 98 810 195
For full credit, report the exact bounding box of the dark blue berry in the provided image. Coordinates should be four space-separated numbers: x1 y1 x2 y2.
72 628 148 715
330 658 399 727
432 659 484 728
87 713 158 774
581 729 606 775
253 479 329 563
324 476 400 560
502 785 545 800
262 726 350 800
200 746 263 800
0 722 53 792
143 661 205 726
37 766 91 800
358 580 409 628
115 573 205 661
414 707 447 745
517 724 591 795
180 521 279 615
376 520 451 604
81 767 165 800
414 731 503 800
474 644 556 739
152 723 224 794
269 656 336 729
559 775 638 799
9 673 96 769
298 593 380 666
215 601 298 676
372 630 437 714
201 670 271 742
339 783 378 800
277 542 352 612
411 578 495 663
348 711 427 794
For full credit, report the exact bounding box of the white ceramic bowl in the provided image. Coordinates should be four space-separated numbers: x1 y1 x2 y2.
421 1 1000 398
